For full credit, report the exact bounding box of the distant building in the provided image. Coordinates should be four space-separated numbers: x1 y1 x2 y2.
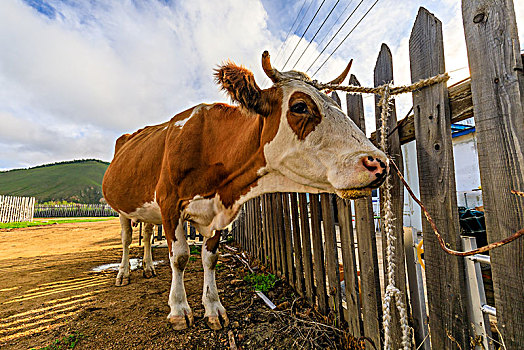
401 118 482 232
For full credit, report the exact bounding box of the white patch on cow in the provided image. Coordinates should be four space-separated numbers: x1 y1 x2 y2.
119 195 162 225
201 238 226 319
262 82 386 192
168 221 192 320
183 194 240 238
174 116 191 128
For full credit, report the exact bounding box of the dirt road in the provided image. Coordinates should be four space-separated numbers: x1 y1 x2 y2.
0 220 336 349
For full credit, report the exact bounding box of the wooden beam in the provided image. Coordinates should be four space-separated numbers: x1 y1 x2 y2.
370 78 473 145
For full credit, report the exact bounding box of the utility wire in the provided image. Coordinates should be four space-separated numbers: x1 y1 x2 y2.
312 0 381 78
314 0 354 52
281 0 328 70
291 0 341 70
273 0 309 66
306 0 365 73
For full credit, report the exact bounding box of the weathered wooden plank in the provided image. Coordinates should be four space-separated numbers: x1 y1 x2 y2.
298 193 315 304
374 43 408 348
410 7 469 348
290 193 305 296
310 194 328 314
336 197 361 336
262 194 270 265
369 78 474 145
267 194 277 273
274 193 287 277
320 193 343 323
347 74 382 346
282 193 295 287
463 1 524 346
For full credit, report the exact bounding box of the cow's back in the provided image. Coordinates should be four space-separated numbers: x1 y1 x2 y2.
103 107 194 216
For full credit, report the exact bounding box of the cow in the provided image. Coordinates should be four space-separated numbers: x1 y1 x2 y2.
102 51 387 331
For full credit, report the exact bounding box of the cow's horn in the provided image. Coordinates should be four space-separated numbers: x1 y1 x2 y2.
262 51 283 83
326 59 353 85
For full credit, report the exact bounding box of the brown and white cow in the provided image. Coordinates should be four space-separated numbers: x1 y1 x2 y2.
102 51 387 331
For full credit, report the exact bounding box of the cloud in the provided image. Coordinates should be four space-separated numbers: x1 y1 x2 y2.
1 0 523 170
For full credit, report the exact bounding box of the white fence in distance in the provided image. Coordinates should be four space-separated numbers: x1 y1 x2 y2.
0 195 35 223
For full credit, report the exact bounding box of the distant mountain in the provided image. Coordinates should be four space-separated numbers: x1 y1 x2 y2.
0 159 110 203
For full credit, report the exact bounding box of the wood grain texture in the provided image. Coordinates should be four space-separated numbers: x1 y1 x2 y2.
290 193 305 296
369 79 474 145
282 193 295 287
336 197 361 336
347 74 382 347
374 43 408 349
298 193 315 304
320 193 343 323
463 0 524 346
310 194 328 314
410 7 469 348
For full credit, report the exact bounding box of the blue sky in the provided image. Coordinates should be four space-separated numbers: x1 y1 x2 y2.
1 0 523 170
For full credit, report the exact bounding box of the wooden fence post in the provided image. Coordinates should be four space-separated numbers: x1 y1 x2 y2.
282 193 295 287
347 74 383 347
374 43 409 348
409 7 469 348
462 0 524 346
290 193 305 296
320 193 343 324
310 194 328 314
298 193 315 304
333 89 362 335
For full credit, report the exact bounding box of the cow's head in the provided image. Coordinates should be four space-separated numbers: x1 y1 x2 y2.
215 51 387 199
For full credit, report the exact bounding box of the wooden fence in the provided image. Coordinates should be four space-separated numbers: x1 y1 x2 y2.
34 204 118 218
0 195 35 223
232 3 523 349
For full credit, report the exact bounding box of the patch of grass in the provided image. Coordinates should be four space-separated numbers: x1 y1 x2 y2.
32 332 84 350
189 256 197 262
244 272 278 292
0 218 113 229
190 245 201 255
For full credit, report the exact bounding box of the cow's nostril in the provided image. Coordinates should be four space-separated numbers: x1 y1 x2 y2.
368 156 374 162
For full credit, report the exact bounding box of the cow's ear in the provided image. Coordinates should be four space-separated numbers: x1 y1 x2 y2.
214 62 271 116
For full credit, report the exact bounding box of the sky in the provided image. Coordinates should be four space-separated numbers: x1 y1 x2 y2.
1 0 523 170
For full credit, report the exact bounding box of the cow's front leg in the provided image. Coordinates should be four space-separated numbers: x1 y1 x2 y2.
142 223 156 278
116 214 132 286
202 230 229 330
167 220 193 330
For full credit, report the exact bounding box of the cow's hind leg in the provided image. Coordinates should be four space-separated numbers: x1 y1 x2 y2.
116 214 132 286
142 223 156 278
202 230 229 330
167 220 194 330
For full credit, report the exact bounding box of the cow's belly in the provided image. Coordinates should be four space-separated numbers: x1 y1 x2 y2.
120 200 163 225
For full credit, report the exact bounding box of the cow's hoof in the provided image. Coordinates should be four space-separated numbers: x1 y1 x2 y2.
115 274 130 286
142 268 156 279
205 311 229 330
168 311 194 330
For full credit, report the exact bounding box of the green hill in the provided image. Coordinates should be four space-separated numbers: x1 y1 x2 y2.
0 159 110 203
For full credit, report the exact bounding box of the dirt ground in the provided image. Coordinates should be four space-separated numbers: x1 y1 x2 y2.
0 219 351 349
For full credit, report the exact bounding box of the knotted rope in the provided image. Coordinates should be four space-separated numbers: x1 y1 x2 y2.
318 72 524 349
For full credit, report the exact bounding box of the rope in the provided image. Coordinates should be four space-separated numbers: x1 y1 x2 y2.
377 84 411 350
318 71 524 349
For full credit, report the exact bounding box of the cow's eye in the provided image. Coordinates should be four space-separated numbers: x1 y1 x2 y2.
290 102 308 114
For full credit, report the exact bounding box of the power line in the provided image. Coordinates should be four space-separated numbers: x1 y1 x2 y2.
306 0 365 73
273 0 309 66
291 0 341 70
281 0 328 70
314 0 355 52
312 0 381 78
